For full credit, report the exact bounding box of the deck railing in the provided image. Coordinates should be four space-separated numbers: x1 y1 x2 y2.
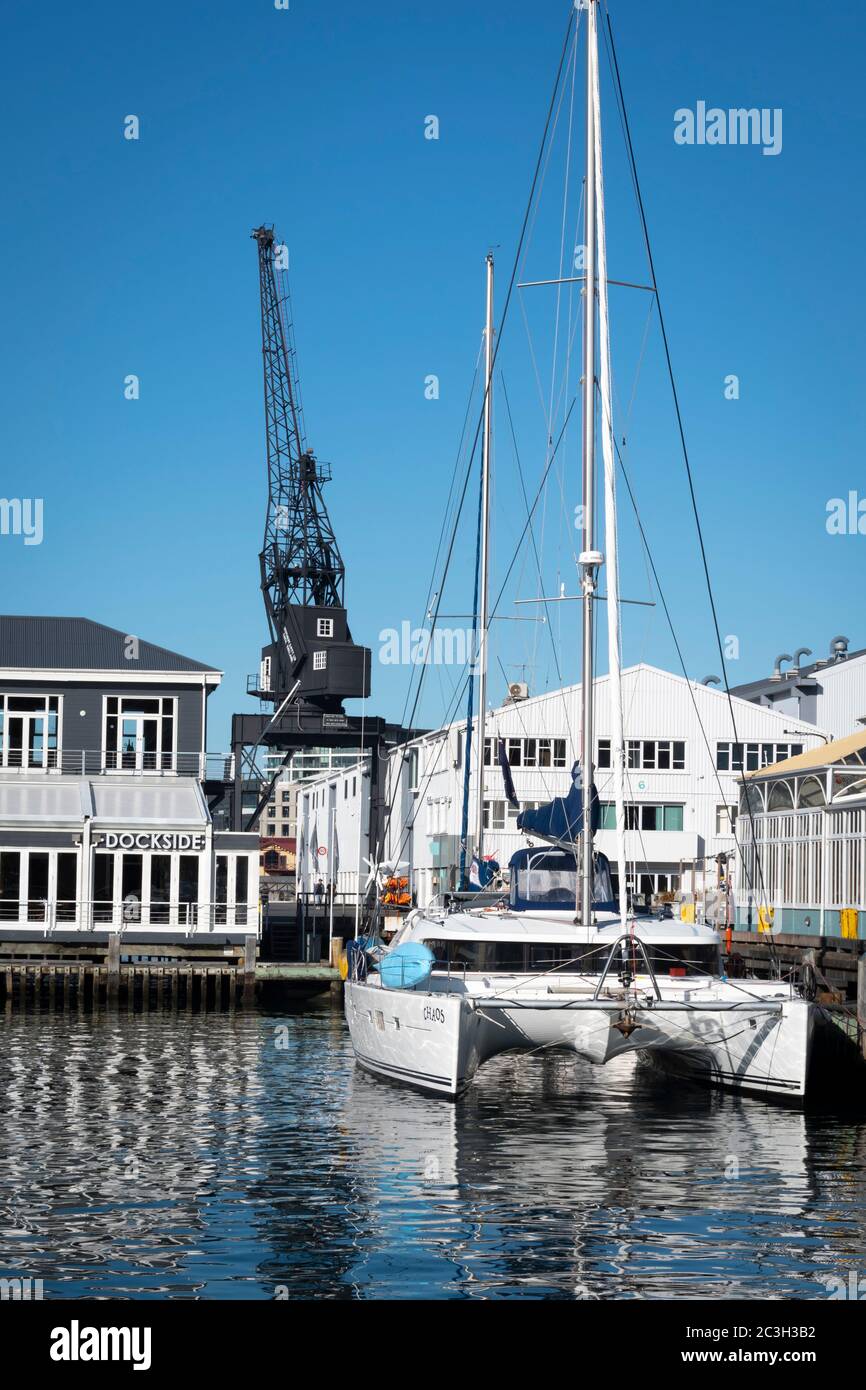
0 751 236 781
0 900 257 934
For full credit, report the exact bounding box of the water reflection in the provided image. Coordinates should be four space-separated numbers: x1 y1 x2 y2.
0 1002 864 1299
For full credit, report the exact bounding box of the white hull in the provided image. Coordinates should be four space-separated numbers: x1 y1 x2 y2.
345 974 837 1103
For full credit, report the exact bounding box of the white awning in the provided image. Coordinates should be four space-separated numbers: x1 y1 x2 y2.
0 776 208 829
90 778 207 827
0 778 90 825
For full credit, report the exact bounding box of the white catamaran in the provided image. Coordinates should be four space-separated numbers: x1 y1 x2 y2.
344 0 856 1103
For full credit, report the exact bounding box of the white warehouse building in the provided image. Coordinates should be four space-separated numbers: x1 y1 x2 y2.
297 663 828 911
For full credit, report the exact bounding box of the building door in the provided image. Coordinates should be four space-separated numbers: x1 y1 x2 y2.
120 715 159 771
7 713 46 768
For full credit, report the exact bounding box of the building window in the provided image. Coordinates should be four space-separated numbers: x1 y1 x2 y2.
178 856 199 926
104 696 175 771
716 804 737 835
150 855 172 925
483 800 507 831
316 618 334 638
599 802 684 831
313 651 327 671
0 851 20 920
598 739 612 769
553 739 567 768
236 858 249 926
621 738 685 771
0 694 61 769
56 852 77 921
716 741 802 773
215 855 228 925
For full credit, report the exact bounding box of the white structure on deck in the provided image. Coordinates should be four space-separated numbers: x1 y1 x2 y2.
297 664 824 910
736 728 866 940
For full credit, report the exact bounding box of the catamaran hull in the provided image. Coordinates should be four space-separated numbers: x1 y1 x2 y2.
345 981 482 1096
344 980 836 1103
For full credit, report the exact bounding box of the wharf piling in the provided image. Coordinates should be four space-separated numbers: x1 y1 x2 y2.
0 936 339 1013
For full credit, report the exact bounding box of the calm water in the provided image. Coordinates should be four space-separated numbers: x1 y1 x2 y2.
0 999 865 1299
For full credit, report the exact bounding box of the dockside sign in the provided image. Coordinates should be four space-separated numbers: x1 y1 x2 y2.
100 833 206 852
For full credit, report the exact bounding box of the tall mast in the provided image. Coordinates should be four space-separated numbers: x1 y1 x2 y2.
579 1 600 926
591 3 628 930
474 253 495 863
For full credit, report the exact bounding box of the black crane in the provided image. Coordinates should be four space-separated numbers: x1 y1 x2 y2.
227 226 403 834
250 225 370 708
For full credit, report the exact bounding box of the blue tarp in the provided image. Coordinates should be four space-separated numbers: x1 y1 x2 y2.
516 762 599 844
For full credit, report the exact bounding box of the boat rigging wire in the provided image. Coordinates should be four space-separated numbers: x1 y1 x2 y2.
383 402 579 875
378 5 583 876
601 2 776 964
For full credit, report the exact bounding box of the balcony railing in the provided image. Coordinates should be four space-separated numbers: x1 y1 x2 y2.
0 751 236 781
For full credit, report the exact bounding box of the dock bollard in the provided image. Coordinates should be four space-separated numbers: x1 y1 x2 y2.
107 934 121 1005
330 936 344 1001
242 935 256 1006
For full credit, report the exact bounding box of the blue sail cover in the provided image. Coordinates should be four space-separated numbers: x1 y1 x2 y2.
516 762 600 844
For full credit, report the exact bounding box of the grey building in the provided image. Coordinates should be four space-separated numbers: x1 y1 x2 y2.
0 616 257 943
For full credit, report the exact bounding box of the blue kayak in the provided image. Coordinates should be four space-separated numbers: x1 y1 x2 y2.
377 942 434 991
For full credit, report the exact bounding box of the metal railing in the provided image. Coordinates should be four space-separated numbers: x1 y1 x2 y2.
0 751 236 781
0 899 256 935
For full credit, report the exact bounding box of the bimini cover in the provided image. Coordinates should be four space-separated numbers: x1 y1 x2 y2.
516 761 599 844
378 941 434 991
508 847 616 912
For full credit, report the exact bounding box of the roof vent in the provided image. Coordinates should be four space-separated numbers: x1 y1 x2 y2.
830 635 850 661
791 646 812 674
701 675 721 686
770 653 792 682
507 681 529 703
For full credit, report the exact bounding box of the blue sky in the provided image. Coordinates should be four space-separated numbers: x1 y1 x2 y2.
1 0 864 747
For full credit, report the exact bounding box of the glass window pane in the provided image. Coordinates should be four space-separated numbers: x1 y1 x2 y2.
150 855 171 924
121 855 143 923
57 853 77 921
0 851 21 920
94 854 114 921
215 855 228 923
235 858 249 926
179 856 199 927
28 852 50 921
